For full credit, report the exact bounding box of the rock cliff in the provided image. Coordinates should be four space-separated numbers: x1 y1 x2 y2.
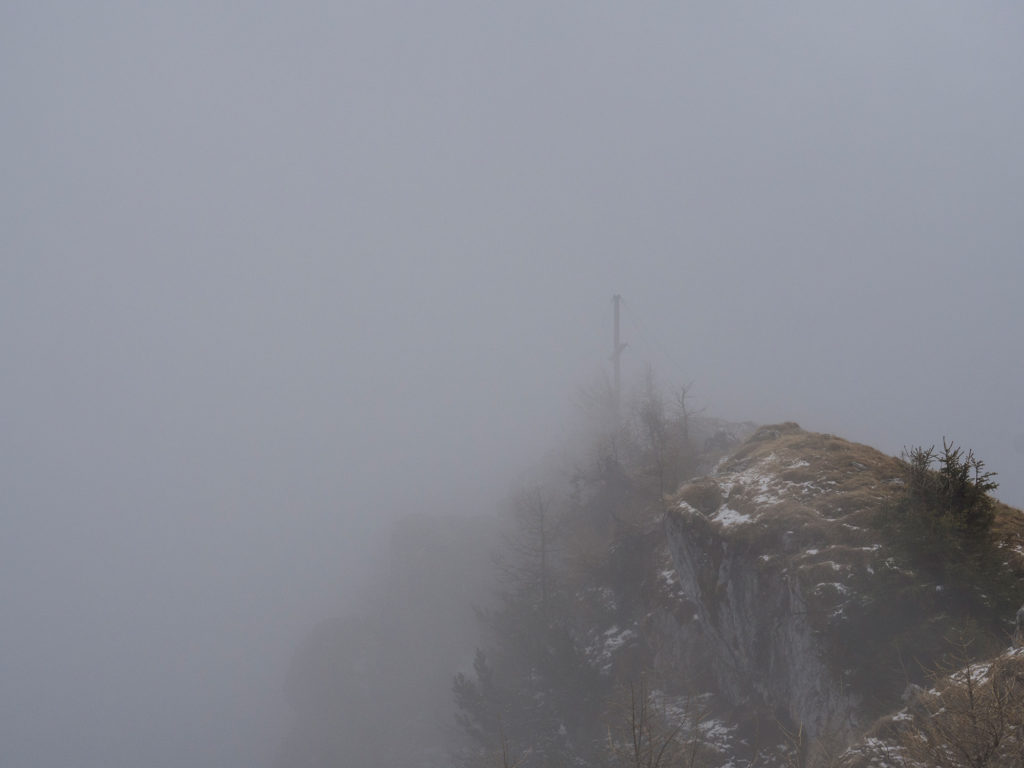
664 423 1024 756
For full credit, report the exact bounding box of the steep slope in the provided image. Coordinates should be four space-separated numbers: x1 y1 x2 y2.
664 423 1024 761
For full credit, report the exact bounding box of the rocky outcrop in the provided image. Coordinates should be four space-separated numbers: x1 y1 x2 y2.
658 422 1024 767
667 497 859 741
664 424 907 743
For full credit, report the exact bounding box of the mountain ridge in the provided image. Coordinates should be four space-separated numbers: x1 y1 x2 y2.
277 419 1024 767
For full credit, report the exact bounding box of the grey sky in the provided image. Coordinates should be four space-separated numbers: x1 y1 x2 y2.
3 3 1023 767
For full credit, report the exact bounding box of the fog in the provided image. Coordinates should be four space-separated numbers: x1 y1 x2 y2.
3 3 1023 766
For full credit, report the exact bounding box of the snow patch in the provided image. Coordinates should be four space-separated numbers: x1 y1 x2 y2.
712 506 753 527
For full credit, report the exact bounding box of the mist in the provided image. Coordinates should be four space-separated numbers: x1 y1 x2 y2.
3 3 1023 766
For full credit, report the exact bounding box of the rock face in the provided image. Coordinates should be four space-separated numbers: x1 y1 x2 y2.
664 424 910 743
668 496 859 741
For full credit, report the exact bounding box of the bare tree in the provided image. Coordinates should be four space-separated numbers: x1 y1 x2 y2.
897 647 1024 768
637 365 670 504
605 679 714 768
673 381 702 447
855 634 1024 768
503 486 560 621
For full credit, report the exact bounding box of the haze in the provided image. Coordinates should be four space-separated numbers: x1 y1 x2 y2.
3 3 1022 767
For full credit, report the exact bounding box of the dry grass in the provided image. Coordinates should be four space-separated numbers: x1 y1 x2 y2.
670 424 908 561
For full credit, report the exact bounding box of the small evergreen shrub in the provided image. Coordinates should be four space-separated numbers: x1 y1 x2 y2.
902 439 998 540
883 439 1014 623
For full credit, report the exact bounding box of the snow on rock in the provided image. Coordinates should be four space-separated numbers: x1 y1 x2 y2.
712 506 753 527
587 625 638 674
